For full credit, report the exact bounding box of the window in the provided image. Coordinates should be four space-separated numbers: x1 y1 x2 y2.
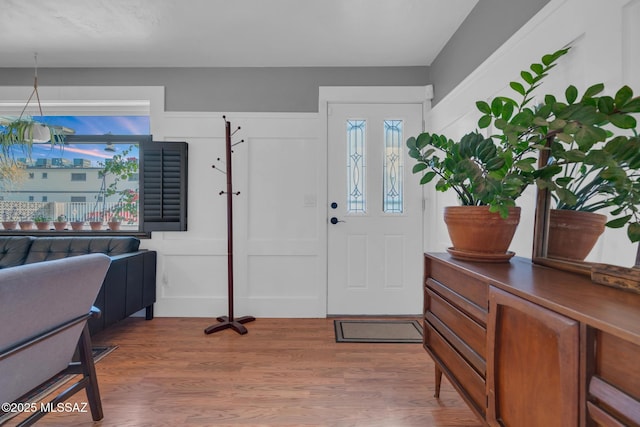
28 173 34 179
0 116 188 235
347 120 366 214
383 120 404 213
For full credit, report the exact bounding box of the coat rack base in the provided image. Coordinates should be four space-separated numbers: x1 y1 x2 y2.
204 315 256 335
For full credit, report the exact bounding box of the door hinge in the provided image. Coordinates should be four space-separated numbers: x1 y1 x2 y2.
422 119 426 132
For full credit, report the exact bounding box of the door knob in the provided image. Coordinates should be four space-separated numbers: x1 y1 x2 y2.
330 217 345 225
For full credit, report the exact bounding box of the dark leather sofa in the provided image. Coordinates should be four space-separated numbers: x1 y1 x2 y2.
0 236 156 335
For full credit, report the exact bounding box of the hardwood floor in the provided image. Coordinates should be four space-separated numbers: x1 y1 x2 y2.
12 318 480 427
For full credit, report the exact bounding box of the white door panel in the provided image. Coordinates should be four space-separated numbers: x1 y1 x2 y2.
327 103 423 315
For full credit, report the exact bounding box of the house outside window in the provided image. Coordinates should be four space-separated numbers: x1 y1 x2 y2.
0 115 186 235
0 116 149 234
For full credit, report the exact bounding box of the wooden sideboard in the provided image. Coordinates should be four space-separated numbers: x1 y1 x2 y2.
423 253 640 427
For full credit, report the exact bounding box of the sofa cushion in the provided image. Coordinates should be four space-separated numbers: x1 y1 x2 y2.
0 237 34 269
24 237 140 264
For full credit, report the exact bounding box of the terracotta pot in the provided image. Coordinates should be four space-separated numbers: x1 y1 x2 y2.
2 221 17 230
19 221 34 230
108 221 121 231
89 221 103 231
35 221 50 231
547 209 607 261
53 221 67 231
444 206 521 262
70 221 85 231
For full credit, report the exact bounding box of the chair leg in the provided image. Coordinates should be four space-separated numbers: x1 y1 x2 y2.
77 324 104 421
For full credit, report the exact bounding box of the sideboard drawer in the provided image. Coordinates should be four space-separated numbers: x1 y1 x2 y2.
429 259 488 322
427 278 487 325
425 320 486 417
589 329 640 426
427 287 486 361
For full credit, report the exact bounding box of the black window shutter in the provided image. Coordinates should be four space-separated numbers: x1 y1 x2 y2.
140 141 188 232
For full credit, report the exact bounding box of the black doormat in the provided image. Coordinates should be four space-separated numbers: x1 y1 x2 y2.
0 345 117 422
334 319 423 343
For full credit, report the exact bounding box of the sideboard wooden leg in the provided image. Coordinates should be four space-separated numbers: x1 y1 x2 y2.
434 365 442 398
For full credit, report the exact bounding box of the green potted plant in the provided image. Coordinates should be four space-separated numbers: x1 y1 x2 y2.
33 214 51 231
407 49 570 260
68 209 85 231
474 55 640 260
0 116 63 146
534 87 640 260
0 117 66 169
1 207 19 230
18 216 34 230
53 214 67 231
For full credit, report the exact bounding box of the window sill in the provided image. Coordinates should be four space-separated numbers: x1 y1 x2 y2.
0 230 152 238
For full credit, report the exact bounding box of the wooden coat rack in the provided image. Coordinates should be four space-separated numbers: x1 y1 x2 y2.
204 116 255 335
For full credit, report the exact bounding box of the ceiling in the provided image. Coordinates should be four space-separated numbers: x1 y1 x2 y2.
0 0 478 68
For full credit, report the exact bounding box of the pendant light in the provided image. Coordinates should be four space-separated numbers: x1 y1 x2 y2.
19 53 52 143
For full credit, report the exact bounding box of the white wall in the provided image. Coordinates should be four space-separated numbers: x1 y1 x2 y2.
146 112 325 318
423 0 640 266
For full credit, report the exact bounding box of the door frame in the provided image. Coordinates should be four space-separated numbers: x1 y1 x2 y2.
318 86 434 316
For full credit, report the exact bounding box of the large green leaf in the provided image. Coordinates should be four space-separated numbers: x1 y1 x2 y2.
419 171 437 185
555 187 578 206
494 118 508 130
416 132 433 149
628 222 640 243
485 157 506 171
510 81 526 96
476 100 491 115
412 163 428 173
582 83 604 100
513 157 536 172
549 119 567 130
561 149 587 162
520 70 534 84
501 101 515 122
597 96 615 114
620 97 640 113
614 85 633 108
606 215 632 228
491 98 503 117
583 150 610 165
603 135 628 153
478 114 492 129
609 113 637 129
531 63 544 75
575 126 603 149
565 85 578 104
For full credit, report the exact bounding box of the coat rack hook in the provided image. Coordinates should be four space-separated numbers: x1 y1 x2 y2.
211 165 226 174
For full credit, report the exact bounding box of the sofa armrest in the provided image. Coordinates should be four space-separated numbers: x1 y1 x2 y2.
88 250 156 335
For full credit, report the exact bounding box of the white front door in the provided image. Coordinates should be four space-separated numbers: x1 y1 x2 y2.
327 103 423 315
